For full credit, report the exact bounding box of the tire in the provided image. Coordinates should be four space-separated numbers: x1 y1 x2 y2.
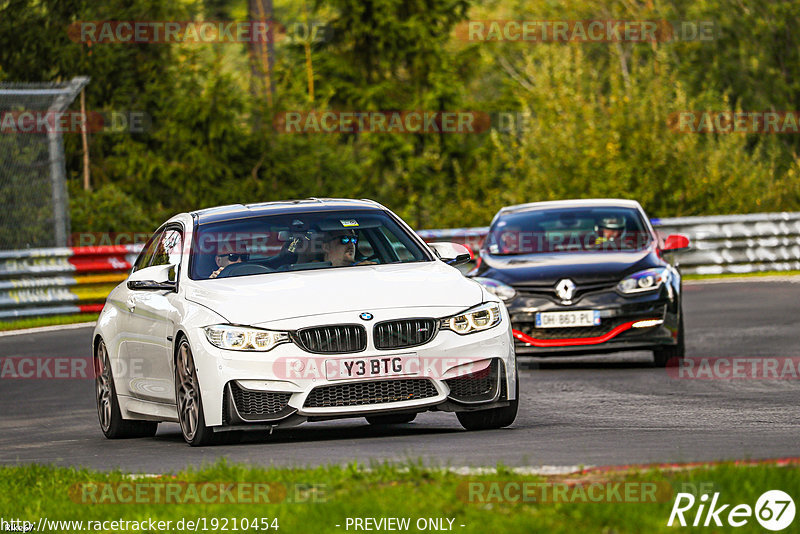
94 339 158 439
365 413 417 425
654 313 685 367
456 370 519 431
175 338 233 446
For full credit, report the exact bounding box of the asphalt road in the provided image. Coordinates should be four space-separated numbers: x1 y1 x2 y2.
1 279 799 472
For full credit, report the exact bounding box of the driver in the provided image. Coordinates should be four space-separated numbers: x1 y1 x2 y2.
593 216 625 247
210 243 247 278
322 230 376 267
322 230 359 267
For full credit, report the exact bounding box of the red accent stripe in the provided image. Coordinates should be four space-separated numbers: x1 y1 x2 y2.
512 320 650 347
68 257 132 273
70 245 132 256
78 304 105 313
581 457 800 476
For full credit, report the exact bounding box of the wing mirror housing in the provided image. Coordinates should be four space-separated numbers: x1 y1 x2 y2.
662 234 690 253
127 264 177 291
428 242 472 266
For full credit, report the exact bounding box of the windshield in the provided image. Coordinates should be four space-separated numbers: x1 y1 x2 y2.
189 209 431 280
485 207 651 255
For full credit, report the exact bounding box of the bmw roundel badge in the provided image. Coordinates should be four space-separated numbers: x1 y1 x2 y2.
359 312 374 321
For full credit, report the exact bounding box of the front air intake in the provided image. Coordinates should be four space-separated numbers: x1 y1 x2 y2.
303 379 438 408
374 318 437 349
294 325 367 353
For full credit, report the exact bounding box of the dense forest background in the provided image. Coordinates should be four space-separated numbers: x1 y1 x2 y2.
1 0 799 234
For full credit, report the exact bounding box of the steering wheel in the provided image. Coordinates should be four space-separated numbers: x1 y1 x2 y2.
354 253 380 265
216 263 274 278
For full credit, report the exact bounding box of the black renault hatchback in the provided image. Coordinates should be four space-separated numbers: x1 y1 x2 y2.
468 199 690 366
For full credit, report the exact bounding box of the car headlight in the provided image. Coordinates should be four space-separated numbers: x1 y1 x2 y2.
440 302 502 335
472 277 516 301
203 324 290 352
617 268 668 294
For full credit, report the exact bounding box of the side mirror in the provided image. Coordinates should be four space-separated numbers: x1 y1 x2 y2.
127 264 177 291
428 242 472 266
662 234 690 253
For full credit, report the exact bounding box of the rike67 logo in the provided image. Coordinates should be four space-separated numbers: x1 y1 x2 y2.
668 490 795 530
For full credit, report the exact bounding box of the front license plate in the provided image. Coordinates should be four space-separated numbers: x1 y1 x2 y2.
325 354 419 381
535 310 600 328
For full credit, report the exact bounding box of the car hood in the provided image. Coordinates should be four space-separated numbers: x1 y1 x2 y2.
184 261 483 324
479 248 658 285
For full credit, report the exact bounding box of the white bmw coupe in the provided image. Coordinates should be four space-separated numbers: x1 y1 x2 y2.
93 199 517 445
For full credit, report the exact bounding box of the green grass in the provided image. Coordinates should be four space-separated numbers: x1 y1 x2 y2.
0 460 797 533
683 270 800 280
0 313 98 332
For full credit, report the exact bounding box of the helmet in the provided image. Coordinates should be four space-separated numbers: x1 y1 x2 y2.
597 216 624 230
595 216 626 241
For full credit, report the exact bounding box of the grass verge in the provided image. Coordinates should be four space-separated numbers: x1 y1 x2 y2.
0 459 797 533
0 313 98 332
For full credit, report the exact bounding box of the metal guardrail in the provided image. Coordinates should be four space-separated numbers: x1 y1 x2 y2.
417 211 800 276
1 211 798 320
0 245 141 319
652 212 800 274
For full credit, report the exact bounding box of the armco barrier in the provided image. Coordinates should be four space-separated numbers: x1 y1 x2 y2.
652 212 800 275
1 211 799 321
417 211 800 276
0 245 141 319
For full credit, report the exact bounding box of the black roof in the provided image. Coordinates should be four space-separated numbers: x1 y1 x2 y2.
192 198 384 225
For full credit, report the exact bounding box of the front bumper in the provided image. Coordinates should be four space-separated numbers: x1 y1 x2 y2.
186 306 516 428
508 284 680 356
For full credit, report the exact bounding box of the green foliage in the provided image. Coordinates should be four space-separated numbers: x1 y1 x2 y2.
69 182 152 233
1 460 799 533
454 0 800 220
463 44 793 218
0 135 55 248
1 0 799 235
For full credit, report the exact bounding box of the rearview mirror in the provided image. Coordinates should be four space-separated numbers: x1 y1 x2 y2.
428 242 472 266
127 264 177 291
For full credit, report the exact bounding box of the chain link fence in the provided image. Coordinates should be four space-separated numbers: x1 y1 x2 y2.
0 77 89 250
